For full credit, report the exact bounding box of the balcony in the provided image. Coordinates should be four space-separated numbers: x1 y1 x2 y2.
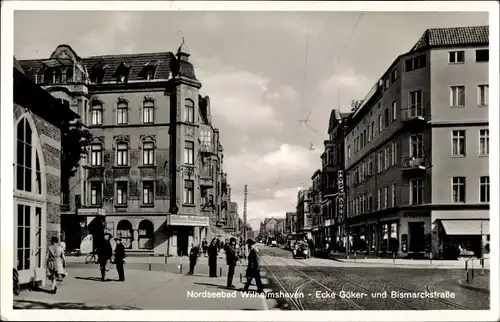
200 144 213 155
401 157 427 172
401 106 428 126
199 164 214 187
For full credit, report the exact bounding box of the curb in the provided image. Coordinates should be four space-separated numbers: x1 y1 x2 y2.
457 278 490 294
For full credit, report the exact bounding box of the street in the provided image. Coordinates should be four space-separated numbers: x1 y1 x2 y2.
259 246 490 310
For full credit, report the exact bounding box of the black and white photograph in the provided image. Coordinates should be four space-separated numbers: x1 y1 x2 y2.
1 1 498 321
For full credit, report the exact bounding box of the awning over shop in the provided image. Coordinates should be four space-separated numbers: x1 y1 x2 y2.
441 220 490 236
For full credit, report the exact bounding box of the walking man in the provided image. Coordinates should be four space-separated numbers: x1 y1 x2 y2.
114 237 126 281
243 239 264 294
224 238 238 288
98 233 113 281
187 243 200 275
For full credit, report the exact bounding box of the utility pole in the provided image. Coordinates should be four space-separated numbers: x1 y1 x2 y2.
243 185 248 242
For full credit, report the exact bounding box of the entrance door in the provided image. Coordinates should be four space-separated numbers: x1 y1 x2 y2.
409 222 425 253
15 203 45 285
177 228 190 256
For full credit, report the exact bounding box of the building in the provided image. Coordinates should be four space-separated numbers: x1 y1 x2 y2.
223 201 240 236
321 109 350 251
343 25 489 258
259 217 285 240
13 58 80 285
285 212 296 238
296 188 312 240
310 169 324 248
18 40 231 256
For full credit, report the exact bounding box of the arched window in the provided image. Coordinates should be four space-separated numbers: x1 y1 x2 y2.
143 100 155 124
16 118 33 192
138 220 154 249
184 99 194 123
117 220 133 249
66 68 73 82
117 101 128 125
90 143 103 166
91 102 103 126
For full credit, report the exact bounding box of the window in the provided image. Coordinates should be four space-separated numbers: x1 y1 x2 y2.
91 102 103 126
384 146 390 170
90 182 102 206
452 130 466 157
35 152 42 194
143 181 154 205
478 85 489 106
391 69 397 82
385 78 390 90
116 181 128 205
391 183 396 207
377 188 382 210
476 49 489 62
392 101 397 121
405 54 426 72
116 143 128 166
35 207 42 267
410 134 424 159
480 176 490 203
16 205 31 270
184 99 194 123
384 186 389 209
391 142 397 166
184 141 194 165
117 101 128 125
409 90 423 115
378 114 383 132
377 151 383 173
16 118 32 192
367 157 373 175
143 100 154 124
452 177 466 203
479 129 489 156
448 51 465 64
410 179 423 205
143 142 155 165
450 86 465 107
90 143 102 166
367 125 371 142
384 109 389 128
184 180 194 205
347 145 351 158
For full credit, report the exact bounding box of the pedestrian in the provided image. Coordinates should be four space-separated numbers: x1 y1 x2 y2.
45 236 66 294
187 243 200 275
243 239 264 294
98 233 113 281
208 238 218 277
114 237 126 281
224 238 238 288
202 239 208 257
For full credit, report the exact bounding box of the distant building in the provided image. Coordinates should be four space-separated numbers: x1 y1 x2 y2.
296 188 312 240
285 212 296 237
310 169 324 248
343 26 489 258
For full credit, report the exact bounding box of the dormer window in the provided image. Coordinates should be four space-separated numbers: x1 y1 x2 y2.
114 62 131 83
66 68 74 83
139 61 158 81
55 68 62 83
90 63 108 84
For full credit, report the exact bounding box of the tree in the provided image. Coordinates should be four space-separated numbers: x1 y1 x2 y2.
61 118 93 202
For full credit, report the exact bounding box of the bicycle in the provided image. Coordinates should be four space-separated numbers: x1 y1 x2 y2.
85 252 99 264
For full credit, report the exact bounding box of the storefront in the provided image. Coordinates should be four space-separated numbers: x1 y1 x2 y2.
77 208 106 252
168 214 209 256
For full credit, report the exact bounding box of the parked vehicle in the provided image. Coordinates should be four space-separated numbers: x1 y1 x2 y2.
271 240 278 247
293 243 310 259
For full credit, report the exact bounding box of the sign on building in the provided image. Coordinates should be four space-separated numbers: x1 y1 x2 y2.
338 170 344 218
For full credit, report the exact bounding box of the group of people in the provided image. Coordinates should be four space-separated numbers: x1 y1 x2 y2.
44 233 126 294
188 237 264 293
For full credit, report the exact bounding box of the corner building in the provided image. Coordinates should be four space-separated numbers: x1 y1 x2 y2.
18 40 225 256
343 26 489 258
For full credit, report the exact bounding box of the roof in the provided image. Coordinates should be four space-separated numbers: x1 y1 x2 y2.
18 51 178 83
14 57 25 74
411 25 489 52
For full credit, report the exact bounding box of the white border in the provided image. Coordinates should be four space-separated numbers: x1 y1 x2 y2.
1 1 499 321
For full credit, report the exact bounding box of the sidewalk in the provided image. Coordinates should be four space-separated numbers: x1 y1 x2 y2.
13 267 276 310
331 256 491 269
458 274 490 293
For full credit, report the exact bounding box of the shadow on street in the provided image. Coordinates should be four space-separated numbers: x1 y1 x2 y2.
14 299 141 310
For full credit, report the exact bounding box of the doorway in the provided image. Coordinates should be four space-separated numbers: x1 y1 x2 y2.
177 227 193 256
409 222 425 253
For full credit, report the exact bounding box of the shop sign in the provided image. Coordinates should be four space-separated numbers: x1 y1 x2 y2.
169 215 209 227
402 212 426 219
77 208 105 216
338 170 344 217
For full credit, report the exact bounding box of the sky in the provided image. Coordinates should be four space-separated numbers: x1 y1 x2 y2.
14 10 488 230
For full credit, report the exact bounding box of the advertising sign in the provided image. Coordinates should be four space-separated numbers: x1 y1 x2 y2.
169 215 209 227
337 170 344 217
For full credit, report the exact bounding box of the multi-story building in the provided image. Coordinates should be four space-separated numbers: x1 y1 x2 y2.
344 25 489 258
13 58 80 285
321 109 350 251
285 212 296 238
296 188 312 240
18 40 230 256
223 201 239 236
310 169 324 248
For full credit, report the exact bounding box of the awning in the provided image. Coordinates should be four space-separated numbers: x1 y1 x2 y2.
441 220 490 236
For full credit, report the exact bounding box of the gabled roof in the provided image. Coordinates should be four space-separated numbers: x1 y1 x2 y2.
411 25 488 52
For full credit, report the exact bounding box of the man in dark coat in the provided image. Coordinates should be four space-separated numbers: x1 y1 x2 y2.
114 237 126 281
202 239 208 257
224 238 238 288
243 239 264 294
98 233 113 281
187 243 200 275
208 238 218 277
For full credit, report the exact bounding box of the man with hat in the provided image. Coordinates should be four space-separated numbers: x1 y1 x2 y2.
243 238 264 294
114 236 126 281
98 233 113 281
224 237 238 288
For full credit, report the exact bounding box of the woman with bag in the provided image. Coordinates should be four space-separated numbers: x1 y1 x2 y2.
46 236 66 294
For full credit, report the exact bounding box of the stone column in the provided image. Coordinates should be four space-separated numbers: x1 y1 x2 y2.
132 229 139 250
